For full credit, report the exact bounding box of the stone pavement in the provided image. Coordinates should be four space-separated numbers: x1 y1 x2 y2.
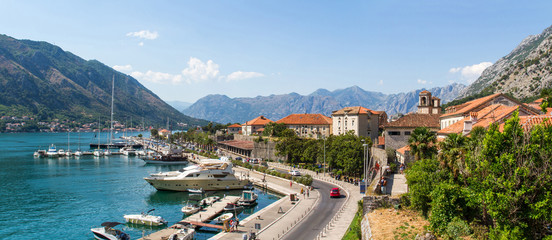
388 173 408 197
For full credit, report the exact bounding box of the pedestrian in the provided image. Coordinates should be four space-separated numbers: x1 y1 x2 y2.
236 218 240 231
400 163 405 174
380 177 387 194
290 180 292 188
306 188 310 198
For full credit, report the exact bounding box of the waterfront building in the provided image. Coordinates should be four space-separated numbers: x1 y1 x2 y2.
227 124 242 135
331 106 387 144
276 113 332 138
241 116 273 135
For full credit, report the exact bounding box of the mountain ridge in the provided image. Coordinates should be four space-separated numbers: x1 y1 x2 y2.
183 83 466 124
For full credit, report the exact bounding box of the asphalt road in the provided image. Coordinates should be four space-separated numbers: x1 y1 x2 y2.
282 178 347 240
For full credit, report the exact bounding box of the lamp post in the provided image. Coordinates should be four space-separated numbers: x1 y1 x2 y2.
362 139 368 195
323 136 326 177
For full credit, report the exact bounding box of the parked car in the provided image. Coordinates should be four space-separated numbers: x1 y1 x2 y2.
330 188 340 198
289 170 301 176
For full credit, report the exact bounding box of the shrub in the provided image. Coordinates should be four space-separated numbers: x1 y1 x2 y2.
445 218 471 240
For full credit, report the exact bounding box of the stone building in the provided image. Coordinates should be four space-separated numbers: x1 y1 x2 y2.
241 116 273 135
331 106 387 144
276 113 332 138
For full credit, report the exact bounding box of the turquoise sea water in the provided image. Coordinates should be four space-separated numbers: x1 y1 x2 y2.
0 132 280 239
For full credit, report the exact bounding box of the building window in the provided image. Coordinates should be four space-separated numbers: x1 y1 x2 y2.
404 131 411 135
388 131 400 136
352 119 355 126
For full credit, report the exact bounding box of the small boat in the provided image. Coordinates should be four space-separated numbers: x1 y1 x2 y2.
223 203 244 212
181 202 200 215
200 196 220 207
57 149 65 156
91 222 130 240
93 149 104 157
238 190 258 206
167 226 195 240
187 188 204 193
46 144 58 157
74 150 83 156
34 149 46 157
215 212 233 223
104 149 112 156
120 146 136 156
123 209 167 226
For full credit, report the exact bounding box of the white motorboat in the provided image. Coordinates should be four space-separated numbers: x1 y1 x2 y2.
223 203 243 212
238 190 258 206
200 196 220 207
123 209 167 226
215 212 233 223
104 149 112 156
93 149 104 157
144 157 250 191
65 150 73 157
46 144 58 157
167 227 195 240
34 149 46 157
181 202 200 215
91 222 130 240
120 146 136 156
57 149 65 156
74 150 83 156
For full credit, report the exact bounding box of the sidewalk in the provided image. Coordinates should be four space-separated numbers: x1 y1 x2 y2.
268 162 363 240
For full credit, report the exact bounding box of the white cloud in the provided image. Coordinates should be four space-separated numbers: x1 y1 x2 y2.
126 30 159 40
417 79 427 84
449 62 493 83
139 42 144 47
378 80 384 85
181 57 220 84
130 57 263 85
226 71 264 82
131 70 182 84
113 64 133 72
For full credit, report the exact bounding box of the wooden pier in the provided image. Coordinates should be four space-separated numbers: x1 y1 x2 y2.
138 196 240 240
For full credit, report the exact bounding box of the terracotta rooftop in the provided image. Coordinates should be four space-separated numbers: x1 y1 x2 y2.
438 104 520 135
442 93 502 118
384 113 441 129
244 115 273 126
377 136 385 146
276 113 331 125
502 115 552 133
396 145 410 155
332 106 382 115
218 140 254 150
420 90 430 94
228 124 242 128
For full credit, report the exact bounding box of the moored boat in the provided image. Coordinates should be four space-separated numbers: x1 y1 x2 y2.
181 202 200 215
223 203 244 212
46 144 58 157
187 188 204 193
34 149 47 157
91 222 130 240
238 190 258 206
143 157 250 191
215 212 233 223
200 196 220 207
167 226 195 240
123 209 167 226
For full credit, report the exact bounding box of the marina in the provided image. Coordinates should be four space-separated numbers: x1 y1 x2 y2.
0 132 282 239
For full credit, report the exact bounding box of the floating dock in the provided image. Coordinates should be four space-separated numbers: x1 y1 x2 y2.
138 196 240 240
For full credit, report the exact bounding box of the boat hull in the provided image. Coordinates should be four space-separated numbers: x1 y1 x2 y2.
144 178 250 192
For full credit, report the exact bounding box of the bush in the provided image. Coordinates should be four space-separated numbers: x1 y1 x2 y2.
445 218 471 240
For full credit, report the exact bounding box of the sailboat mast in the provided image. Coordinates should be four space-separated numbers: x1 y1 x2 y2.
110 75 114 145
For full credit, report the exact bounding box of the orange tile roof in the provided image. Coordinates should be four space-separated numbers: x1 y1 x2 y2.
384 113 441 129
377 136 385 146
438 104 520 135
396 145 410 155
442 93 502 118
228 124 242 128
332 106 383 115
244 116 273 126
420 90 430 94
509 115 552 132
276 113 331 125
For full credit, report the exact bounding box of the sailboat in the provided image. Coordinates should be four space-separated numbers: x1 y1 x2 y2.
65 131 73 157
94 118 104 157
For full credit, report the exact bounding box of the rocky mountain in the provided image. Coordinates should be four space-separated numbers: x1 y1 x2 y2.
459 25 552 99
0 34 208 127
183 83 466 123
167 100 193 112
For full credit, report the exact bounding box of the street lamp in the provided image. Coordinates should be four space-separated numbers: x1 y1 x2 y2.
362 139 368 195
323 136 326 177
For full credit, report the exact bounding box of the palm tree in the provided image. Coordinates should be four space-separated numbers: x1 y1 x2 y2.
438 133 467 179
408 127 437 160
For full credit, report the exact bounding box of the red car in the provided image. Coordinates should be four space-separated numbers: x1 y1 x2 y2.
330 188 340 198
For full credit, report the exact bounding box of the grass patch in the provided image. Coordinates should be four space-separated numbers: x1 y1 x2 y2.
342 200 364 240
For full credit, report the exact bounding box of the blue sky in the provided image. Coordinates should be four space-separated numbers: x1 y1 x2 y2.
1 1 551 103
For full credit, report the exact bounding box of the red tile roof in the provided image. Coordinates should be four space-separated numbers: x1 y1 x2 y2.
442 93 502 118
218 140 254 150
396 145 410 155
332 106 382 115
276 113 331 125
384 113 441 129
377 136 385 146
244 116 273 126
228 124 242 128
438 104 519 135
511 115 552 132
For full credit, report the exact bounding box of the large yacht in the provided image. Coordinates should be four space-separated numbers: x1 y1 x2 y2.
144 157 250 191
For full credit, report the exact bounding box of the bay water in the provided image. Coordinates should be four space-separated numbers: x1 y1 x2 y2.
0 132 280 239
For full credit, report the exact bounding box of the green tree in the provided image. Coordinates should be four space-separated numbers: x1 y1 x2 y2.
408 127 437 161
262 122 287 137
539 88 552 113
438 133 468 181
150 128 159 139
